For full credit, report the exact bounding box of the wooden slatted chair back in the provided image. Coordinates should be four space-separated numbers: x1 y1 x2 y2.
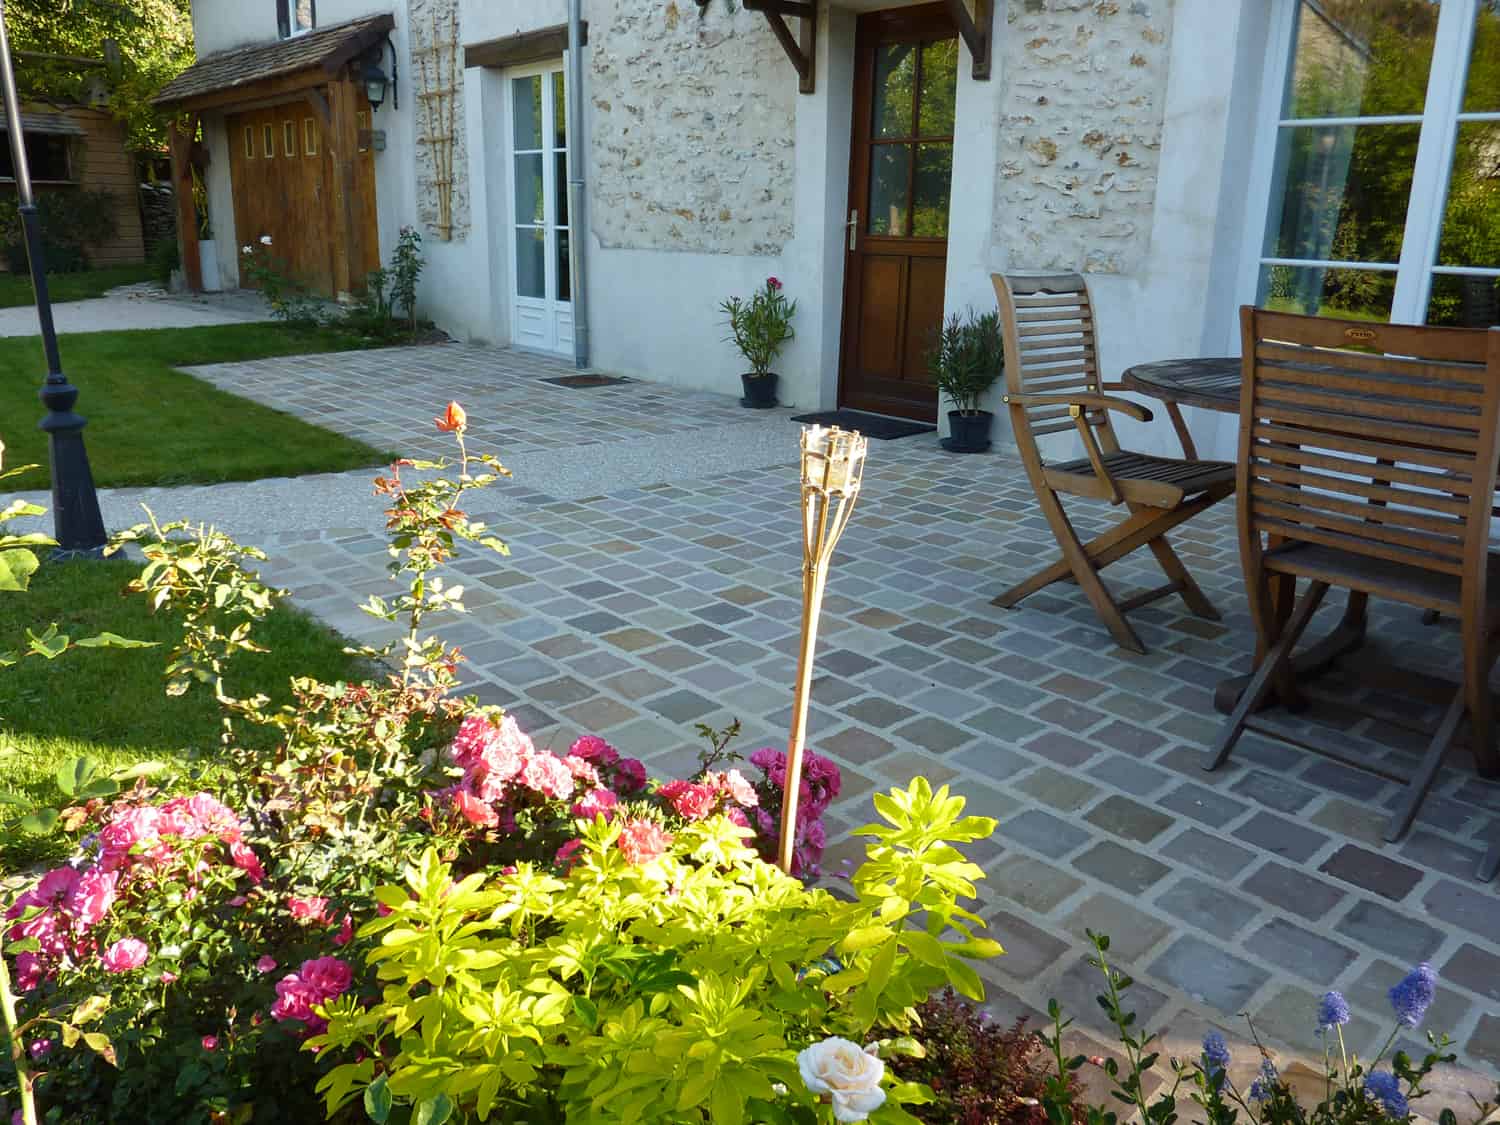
1238 307 1500 596
994 272 1115 462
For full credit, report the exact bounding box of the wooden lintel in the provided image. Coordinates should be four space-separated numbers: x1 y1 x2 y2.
464 21 589 70
304 86 333 128
943 0 993 80
743 0 816 94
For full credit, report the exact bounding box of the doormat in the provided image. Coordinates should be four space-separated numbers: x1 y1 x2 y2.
541 374 633 389
788 410 936 440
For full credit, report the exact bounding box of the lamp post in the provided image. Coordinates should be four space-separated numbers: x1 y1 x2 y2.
0 0 107 556
778 425 868 874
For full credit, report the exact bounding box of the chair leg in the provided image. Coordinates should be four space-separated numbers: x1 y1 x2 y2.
1032 487 1147 654
1205 579 1328 772
992 506 1165 608
1461 619 1500 780
1142 531 1220 620
1384 687 1467 842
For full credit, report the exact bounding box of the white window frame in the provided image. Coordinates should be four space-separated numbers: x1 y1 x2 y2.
278 0 316 40
1235 0 1496 343
503 58 574 357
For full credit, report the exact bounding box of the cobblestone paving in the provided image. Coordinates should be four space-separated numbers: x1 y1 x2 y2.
231 346 1500 1095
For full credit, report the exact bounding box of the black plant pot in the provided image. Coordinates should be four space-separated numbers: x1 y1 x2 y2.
941 410 994 453
740 372 779 409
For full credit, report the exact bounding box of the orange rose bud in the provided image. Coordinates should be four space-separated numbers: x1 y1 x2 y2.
435 401 467 433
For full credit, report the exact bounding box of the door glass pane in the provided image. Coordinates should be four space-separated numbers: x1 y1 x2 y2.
557 229 571 302
514 153 544 224
1258 262 1395 320
1262 123 1419 263
913 143 951 237
553 71 567 148
867 144 911 235
555 152 569 226
1434 122 1500 270
871 44 915 138
1426 274 1499 326
512 76 543 150
1460 2 1500 112
1281 0 1438 119
917 39 957 137
516 228 545 299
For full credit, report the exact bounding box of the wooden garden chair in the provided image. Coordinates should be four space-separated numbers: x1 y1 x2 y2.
991 272 1235 654
1208 307 1500 850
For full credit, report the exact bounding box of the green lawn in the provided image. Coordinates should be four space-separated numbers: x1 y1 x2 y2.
0 263 158 308
0 558 366 866
0 323 394 488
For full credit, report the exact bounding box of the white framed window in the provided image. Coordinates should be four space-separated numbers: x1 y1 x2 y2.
277 0 315 39
1241 0 1499 329
505 60 574 356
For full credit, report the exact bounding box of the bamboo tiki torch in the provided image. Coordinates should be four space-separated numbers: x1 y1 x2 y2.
777 425 868 874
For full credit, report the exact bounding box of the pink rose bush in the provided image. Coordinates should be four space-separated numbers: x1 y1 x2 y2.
746 747 842 877
270 957 353 1035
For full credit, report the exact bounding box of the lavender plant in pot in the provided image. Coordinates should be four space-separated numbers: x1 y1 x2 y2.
720 276 797 408
931 310 1004 453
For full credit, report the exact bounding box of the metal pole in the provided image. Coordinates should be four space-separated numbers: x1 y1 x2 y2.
0 0 106 556
566 0 590 369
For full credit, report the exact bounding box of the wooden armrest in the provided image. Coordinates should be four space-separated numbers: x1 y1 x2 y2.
1002 391 1153 424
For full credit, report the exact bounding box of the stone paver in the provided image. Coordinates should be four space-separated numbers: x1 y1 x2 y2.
156 342 1500 1085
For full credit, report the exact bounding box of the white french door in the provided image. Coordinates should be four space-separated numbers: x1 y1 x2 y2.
507 62 573 355
1240 0 1499 330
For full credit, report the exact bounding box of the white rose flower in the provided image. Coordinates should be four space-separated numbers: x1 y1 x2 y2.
241 244 252 255
797 1037 886 1123
260 234 273 246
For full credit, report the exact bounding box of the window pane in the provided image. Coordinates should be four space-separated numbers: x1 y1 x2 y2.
294 0 314 32
553 71 567 148
1258 262 1395 321
1435 122 1500 269
872 44 915 138
867 144 911 235
1426 274 1499 326
512 76 543 150
1460 2 1500 112
1282 0 1437 119
516 228 545 299
913 142 951 237
917 39 957 138
514 153 544 224
555 152 569 226
1262 123 1419 263
557 229 571 302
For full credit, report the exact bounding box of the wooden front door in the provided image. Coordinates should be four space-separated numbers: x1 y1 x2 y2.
227 98 379 297
838 6 958 422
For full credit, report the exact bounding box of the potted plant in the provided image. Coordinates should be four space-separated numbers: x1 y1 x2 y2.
930 309 1004 452
720 275 796 408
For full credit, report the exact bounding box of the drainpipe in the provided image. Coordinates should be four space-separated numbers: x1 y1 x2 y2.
566 0 590 369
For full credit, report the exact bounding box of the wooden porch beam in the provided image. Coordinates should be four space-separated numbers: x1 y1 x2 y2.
327 78 365 301
943 0 993 80
304 86 332 129
742 0 816 94
166 115 202 292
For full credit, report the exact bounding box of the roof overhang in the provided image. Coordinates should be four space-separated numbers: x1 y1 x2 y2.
153 13 395 114
0 111 87 137
463 22 588 70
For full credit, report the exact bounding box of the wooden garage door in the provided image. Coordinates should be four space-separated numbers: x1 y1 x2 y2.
227 98 379 297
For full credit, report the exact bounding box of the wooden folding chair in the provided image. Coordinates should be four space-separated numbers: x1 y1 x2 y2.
1208 308 1500 849
991 273 1235 654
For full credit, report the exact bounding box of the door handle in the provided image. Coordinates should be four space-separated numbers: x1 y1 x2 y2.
847 209 858 252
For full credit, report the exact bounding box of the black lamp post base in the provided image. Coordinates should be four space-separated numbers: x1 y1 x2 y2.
40 394 107 555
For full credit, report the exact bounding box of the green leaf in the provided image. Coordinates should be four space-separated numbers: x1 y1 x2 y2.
412 1094 453 1125
113 760 171 782
82 1032 117 1065
72 995 110 1025
56 757 99 798
20 808 60 835
363 1075 393 1123
74 632 156 650
573 995 599 1029
0 547 40 592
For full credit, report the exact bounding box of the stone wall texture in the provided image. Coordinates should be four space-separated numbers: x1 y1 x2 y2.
411 0 471 241
588 0 796 255
993 0 1175 275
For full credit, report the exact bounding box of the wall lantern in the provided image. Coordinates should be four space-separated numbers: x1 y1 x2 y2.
362 36 398 112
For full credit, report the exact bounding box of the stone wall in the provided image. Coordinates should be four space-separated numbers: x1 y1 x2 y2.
588 0 796 256
993 0 1175 275
411 0 470 241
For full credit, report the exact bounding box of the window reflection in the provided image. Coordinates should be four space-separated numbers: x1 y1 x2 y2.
1427 275 1499 327
1258 263 1396 321
1282 0 1436 119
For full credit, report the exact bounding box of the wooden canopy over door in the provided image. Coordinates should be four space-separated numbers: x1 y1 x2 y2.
837 5 959 422
226 100 378 298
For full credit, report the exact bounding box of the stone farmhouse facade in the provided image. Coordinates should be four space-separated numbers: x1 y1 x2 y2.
156 0 1500 458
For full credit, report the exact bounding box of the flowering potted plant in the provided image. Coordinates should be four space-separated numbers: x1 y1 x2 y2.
721 276 797 408
929 310 1004 453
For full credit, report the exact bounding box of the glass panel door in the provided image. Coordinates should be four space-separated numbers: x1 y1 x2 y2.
509 66 572 354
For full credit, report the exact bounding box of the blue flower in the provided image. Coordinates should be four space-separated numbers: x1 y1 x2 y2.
1248 1058 1279 1103
1388 963 1436 1028
1364 1070 1410 1118
1317 990 1351 1033
1201 1031 1231 1075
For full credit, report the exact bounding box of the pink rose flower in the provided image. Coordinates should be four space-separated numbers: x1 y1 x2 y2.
288 896 331 925
569 735 619 767
571 788 618 821
617 819 672 865
255 955 278 974
520 752 574 801
613 758 647 794
229 842 265 884
555 838 583 870
100 938 149 973
333 914 354 947
202 1035 219 1051
451 789 499 828
28 1038 52 1060
161 971 179 984
562 755 600 788
13 952 46 992
299 956 352 1000
725 806 750 829
449 714 499 769
709 769 759 808
767 276 783 291
660 780 716 822
270 976 319 1027
65 867 118 928
98 806 162 870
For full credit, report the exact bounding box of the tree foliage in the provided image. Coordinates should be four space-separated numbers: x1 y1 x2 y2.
7 0 194 151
